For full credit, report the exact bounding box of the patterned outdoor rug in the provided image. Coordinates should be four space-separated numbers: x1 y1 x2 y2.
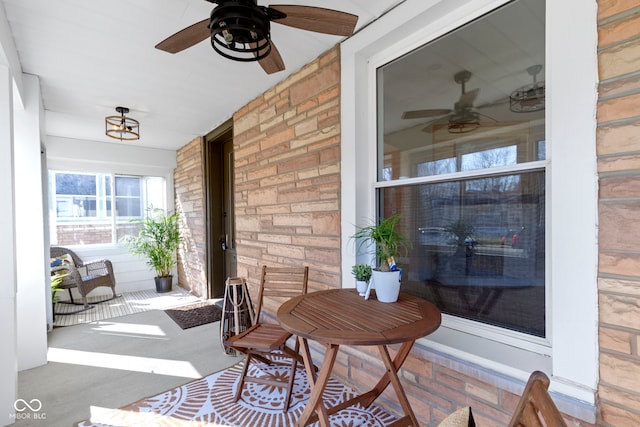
76 360 398 426
164 301 223 329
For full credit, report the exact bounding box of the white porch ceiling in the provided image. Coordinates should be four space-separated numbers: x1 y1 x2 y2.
1 0 404 150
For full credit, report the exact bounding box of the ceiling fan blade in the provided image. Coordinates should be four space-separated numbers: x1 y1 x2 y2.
268 5 358 36
256 41 285 75
155 19 210 54
402 109 451 120
457 88 480 108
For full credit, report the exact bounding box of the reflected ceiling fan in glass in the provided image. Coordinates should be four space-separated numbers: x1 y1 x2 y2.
402 70 479 120
447 110 481 134
402 70 491 134
509 65 545 113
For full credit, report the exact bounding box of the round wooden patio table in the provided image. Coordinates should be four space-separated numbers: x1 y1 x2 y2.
277 288 441 427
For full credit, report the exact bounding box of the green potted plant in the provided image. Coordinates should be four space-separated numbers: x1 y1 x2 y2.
50 270 67 321
351 264 372 296
446 219 475 255
352 214 412 302
125 208 182 293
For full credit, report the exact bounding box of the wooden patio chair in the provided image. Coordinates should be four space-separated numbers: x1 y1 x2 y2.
509 371 567 427
50 246 118 313
224 265 309 412
437 371 566 427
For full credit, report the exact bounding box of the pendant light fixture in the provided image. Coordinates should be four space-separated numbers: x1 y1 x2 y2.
509 65 545 113
448 110 481 134
209 1 276 62
105 106 140 141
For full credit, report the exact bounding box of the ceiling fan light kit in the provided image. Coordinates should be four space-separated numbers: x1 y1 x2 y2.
210 1 275 62
155 0 358 74
105 107 140 141
448 110 481 134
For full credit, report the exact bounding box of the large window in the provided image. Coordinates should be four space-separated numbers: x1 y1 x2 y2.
342 0 597 410
49 171 166 245
376 0 545 338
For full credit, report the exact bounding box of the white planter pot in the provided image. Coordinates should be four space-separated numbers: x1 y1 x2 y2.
356 280 369 296
371 270 401 303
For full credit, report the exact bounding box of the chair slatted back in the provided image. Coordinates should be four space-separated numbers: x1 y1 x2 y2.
256 266 308 321
509 371 567 427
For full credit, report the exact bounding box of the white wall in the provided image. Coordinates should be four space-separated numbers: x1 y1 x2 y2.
15 73 48 371
46 135 177 177
0 65 18 427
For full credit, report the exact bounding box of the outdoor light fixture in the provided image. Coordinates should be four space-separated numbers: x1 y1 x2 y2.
105 106 140 141
509 65 545 113
209 1 280 62
448 110 480 134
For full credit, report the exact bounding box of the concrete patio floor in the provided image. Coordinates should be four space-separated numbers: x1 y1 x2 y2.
14 290 240 427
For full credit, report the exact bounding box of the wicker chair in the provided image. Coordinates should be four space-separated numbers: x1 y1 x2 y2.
50 246 118 313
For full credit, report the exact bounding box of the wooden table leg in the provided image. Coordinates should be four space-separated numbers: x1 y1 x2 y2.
378 344 419 427
296 337 338 427
362 340 415 406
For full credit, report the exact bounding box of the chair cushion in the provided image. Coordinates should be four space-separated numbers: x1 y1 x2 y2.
51 253 74 268
438 406 475 427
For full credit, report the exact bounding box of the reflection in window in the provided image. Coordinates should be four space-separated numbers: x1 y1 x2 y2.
417 158 456 177
115 176 142 217
461 146 516 171
377 0 545 182
381 171 545 337
375 0 546 337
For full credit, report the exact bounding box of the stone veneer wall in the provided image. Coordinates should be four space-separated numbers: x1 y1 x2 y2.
596 1 640 425
232 47 342 316
174 136 208 298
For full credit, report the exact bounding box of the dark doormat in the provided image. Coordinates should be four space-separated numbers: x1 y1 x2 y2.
164 301 223 330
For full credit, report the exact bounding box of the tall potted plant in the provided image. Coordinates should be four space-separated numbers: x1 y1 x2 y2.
125 208 181 293
352 214 412 302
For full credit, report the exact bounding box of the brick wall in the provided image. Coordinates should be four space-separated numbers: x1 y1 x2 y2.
596 1 640 426
232 47 342 314
175 136 208 298
55 224 112 245
55 223 140 246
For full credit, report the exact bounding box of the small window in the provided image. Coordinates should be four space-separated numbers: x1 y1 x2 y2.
49 171 167 246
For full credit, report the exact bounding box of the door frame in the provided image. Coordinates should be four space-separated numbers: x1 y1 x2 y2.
203 119 233 298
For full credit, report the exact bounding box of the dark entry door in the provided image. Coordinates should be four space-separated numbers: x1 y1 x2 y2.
204 122 235 298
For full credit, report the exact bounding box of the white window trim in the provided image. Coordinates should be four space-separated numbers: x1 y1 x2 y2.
340 0 598 417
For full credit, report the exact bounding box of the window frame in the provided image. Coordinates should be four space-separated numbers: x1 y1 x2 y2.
340 0 598 412
49 170 167 246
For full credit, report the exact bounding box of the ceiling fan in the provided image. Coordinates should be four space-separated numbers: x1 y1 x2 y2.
155 0 358 75
401 70 487 133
